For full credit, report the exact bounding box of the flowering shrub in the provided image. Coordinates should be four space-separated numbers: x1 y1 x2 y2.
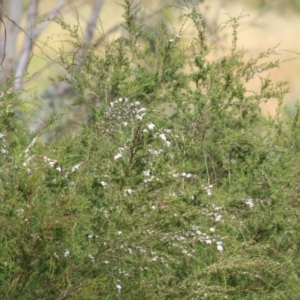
1 1 300 299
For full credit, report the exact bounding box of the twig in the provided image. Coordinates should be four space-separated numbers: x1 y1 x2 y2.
0 2 66 82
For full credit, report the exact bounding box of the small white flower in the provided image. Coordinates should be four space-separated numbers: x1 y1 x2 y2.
215 215 222 222
137 107 146 114
143 170 150 177
147 123 155 130
205 239 212 244
210 227 215 232
71 164 81 172
64 249 70 257
114 153 122 160
49 160 57 167
165 141 171 147
17 208 24 216
124 188 133 196
101 181 108 187
159 133 167 142
88 254 95 261
205 185 213 196
217 241 223 252
116 284 122 290
243 198 254 209
169 39 174 42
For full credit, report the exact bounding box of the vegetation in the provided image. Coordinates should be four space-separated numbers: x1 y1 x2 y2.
0 1 300 299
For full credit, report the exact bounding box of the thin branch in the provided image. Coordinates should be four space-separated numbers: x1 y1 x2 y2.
73 0 104 68
32 0 67 37
14 0 39 90
0 0 23 82
0 2 66 86
85 0 104 45
92 9 161 48
0 15 6 67
15 0 68 89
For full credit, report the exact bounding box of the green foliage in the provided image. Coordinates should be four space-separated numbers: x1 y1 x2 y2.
1 1 300 299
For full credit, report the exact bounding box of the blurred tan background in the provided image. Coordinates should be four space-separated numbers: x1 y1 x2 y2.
21 0 300 115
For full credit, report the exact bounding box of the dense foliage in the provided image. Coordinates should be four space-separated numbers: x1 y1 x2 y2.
1 1 300 299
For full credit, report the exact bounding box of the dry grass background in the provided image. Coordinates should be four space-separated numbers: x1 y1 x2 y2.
28 0 300 115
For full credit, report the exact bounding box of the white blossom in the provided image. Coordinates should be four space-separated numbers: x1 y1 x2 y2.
159 133 167 142
243 198 254 209
88 254 95 262
215 215 222 222
101 181 108 187
124 188 133 196
114 153 122 160
217 242 223 252
147 123 155 130
143 170 150 177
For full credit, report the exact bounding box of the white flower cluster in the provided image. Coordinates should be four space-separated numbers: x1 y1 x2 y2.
142 169 159 184
105 98 147 123
43 156 62 172
114 146 126 160
190 225 224 252
71 162 82 173
204 185 213 197
53 249 71 260
159 133 171 147
0 132 8 155
242 198 254 209
124 188 134 196
16 208 28 223
171 171 197 179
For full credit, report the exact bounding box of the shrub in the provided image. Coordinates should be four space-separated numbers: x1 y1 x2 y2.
1 1 300 299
